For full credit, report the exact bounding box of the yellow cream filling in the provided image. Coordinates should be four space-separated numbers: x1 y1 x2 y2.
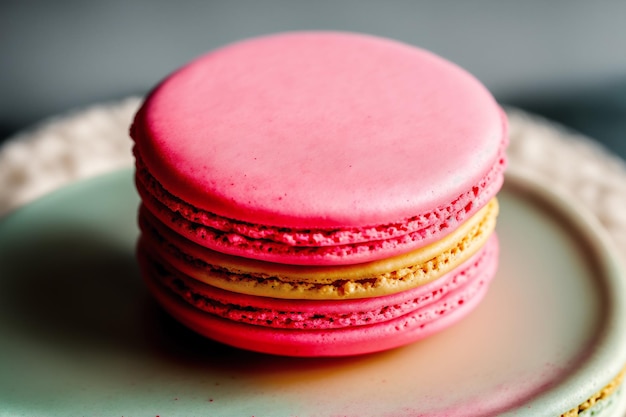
561 366 626 416
144 199 499 300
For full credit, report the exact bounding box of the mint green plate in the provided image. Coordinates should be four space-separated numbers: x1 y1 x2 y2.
0 168 625 416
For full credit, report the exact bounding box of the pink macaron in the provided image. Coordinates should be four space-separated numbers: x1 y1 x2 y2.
131 31 508 356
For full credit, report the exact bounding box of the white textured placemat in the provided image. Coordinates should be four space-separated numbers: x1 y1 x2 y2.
1 97 626 260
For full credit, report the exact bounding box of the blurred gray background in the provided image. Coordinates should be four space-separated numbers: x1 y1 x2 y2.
1 0 625 158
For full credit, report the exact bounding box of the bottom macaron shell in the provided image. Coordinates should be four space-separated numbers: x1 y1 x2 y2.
145 274 491 357
141 237 499 357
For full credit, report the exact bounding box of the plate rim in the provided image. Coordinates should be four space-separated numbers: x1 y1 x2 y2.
501 165 626 416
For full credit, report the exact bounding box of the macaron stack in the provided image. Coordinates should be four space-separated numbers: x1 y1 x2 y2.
131 32 508 357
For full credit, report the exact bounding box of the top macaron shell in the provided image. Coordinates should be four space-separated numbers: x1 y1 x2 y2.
132 31 504 230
